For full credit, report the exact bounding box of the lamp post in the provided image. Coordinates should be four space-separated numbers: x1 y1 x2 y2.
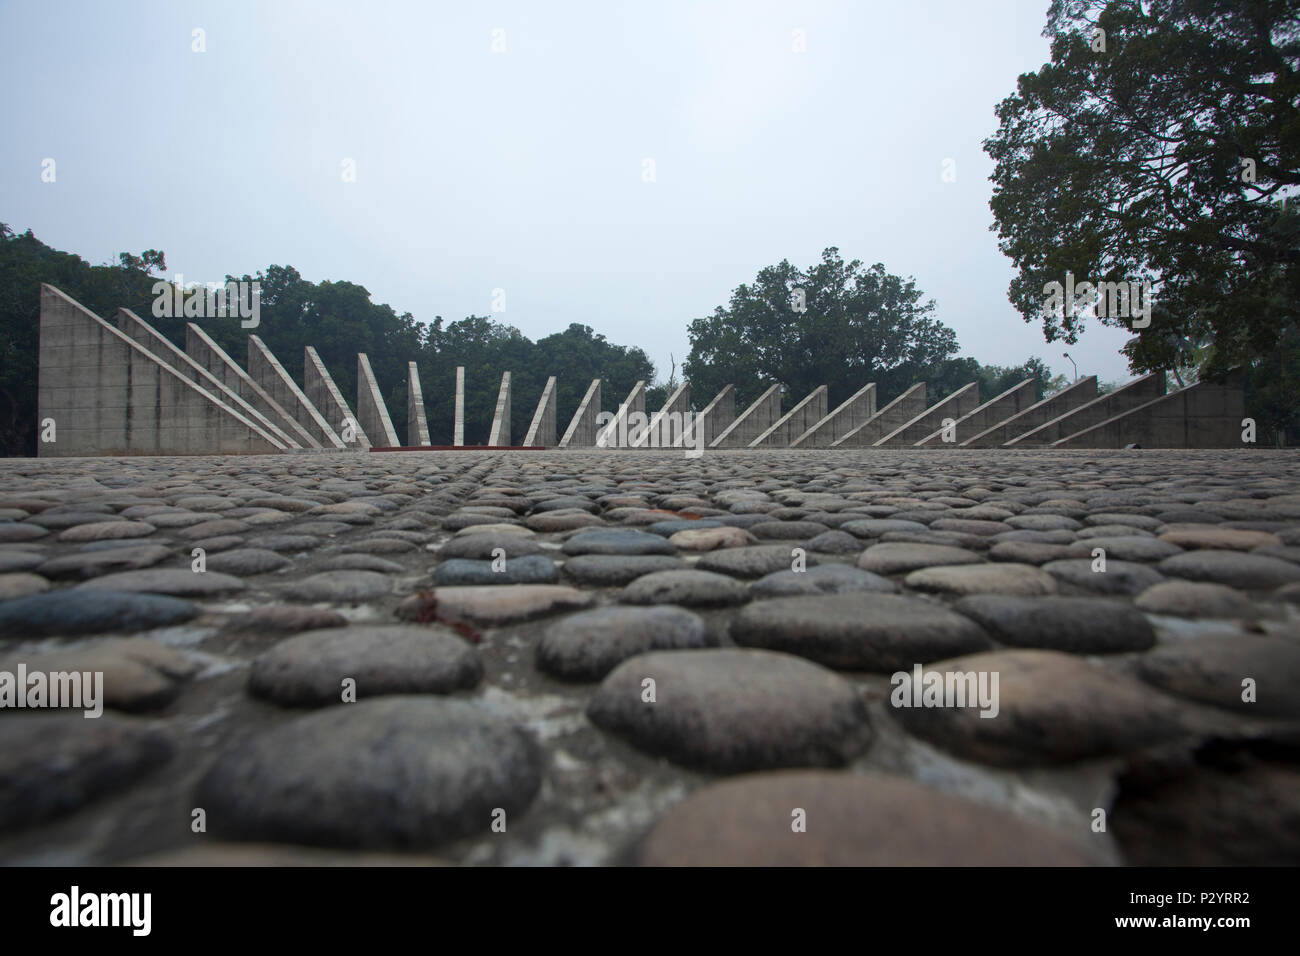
1062 352 1078 383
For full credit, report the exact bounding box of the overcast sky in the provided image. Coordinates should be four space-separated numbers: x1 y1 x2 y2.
1 0 1136 390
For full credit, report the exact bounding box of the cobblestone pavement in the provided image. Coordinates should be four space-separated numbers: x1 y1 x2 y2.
1 449 1298 866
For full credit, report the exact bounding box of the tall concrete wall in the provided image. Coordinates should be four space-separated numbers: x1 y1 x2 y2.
304 346 368 448
1052 374 1245 448
357 353 400 448
524 376 558 447
832 383 927 448
407 361 431 446
750 385 828 448
186 324 318 448
961 376 1098 448
876 383 979 447
710 385 781 449
915 378 1036 446
1006 373 1165 447
598 381 646 448
38 285 284 456
635 382 691 448
559 379 601 448
248 335 345 449
115 309 299 449
791 383 876 448
488 372 512 446
675 384 734 449
453 367 465 447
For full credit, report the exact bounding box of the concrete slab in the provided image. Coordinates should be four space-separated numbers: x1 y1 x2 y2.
831 383 927 447
304 346 369 448
1052 373 1246 448
915 378 1037 446
710 384 781 449
634 382 691 448
961 376 1098 448
597 380 647 448
559 379 602 448
488 372 512 446
248 335 345 449
407 361 431 447
1006 373 1165 447
790 383 876 448
875 383 980 446
356 353 400 448
38 285 285 456
750 385 828 447
454 367 465 447
523 376 558 447
674 384 734 449
185 324 318 448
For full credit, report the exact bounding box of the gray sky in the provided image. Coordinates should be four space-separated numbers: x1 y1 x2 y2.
1 0 1136 389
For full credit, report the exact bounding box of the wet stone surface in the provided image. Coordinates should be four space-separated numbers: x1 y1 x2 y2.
0 448 1296 866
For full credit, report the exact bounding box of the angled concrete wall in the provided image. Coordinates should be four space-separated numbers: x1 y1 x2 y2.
675 384 734 449
597 380 646 447
357 353 400 448
523 376 558 447
710 384 781 449
791 383 876 448
38 285 284 456
304 346 369 448
248 335 345 449
831 383 927 448
750 385 828 448
488 372 512 446
876 383 979 447
635 382 691 448
407 361 431 446
1006 373 1165 447
559 379 601 448
115 309 299 449
186 324 318 448
453 367 465 447
961 376 1098 448
1052 374 1245 448
915 378 1036 446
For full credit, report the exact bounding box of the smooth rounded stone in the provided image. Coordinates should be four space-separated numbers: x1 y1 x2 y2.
317 554 407 574
1253 545 1300 566
195 698 542 849
1 637 200 711
0 714 174 831
731 593 991 671
840 518 928 538
1003 513 1081 532
1043 558 1165 596
311 500 383 516
56 520 156 543
1133 635 1300 718
75 568 247 597
524 511 605 532
35 544 173 580
695 545 820 579
0 573 50 599
638 771 1094 866
561 554 686 586
536 606 715 681
620 569 752 607
456 506 517 519
803 530 862 554
1159 527 1283 551
398 585 594 626
188 535 245 553
1134 580 1258 618
952 595 1156 653
1157 550 1300 590
179 519 252 540
587 649 871 773
929 517 1012 537
856 542 982 575
0 524 48 543
340 538 417 555
894 649 1189 766
750 563 897 597
173 495 239 512
949 505 1017 522
905 562 1058 597
713 513 777 529
561 529 676 556
532 495 600 514
668 526 756 551
145 511 223 528
433 555 558 586
246 496 322 513
226 604 348 634
284 571 392 602
203 548 292 575
987 541 1076 564
1065 535 1183 562
1074 524 1155 539
1086 512 1164 531
288 522 351 537
0 589 198 638
243 533 325 553
25 510 126 530
436 533 545 560
879 529 992 550
452 522 534 538
748 520 831 541
250 625 482 706
1155 508 1222 524
648 520 726 538
991 528 1077 544
0 551 44 573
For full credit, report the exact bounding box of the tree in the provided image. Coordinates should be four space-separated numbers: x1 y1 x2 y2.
684 248 959 409
985 0 1300 387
